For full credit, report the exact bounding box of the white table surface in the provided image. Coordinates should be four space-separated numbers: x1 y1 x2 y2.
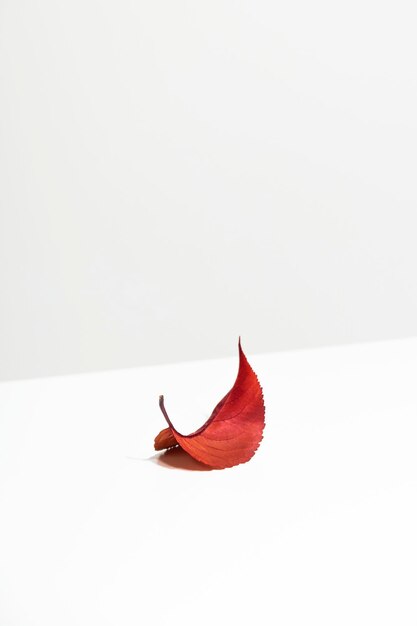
1 338 416 625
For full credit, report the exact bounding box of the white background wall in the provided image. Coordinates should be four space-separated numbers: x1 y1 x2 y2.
1 0 417 381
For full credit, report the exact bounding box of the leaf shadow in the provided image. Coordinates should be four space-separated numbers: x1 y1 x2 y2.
152 447 213 471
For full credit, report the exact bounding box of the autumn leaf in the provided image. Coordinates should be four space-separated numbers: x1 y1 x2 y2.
154 339 265 469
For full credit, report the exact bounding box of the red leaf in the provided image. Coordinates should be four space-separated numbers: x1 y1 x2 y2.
154 339 265 469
